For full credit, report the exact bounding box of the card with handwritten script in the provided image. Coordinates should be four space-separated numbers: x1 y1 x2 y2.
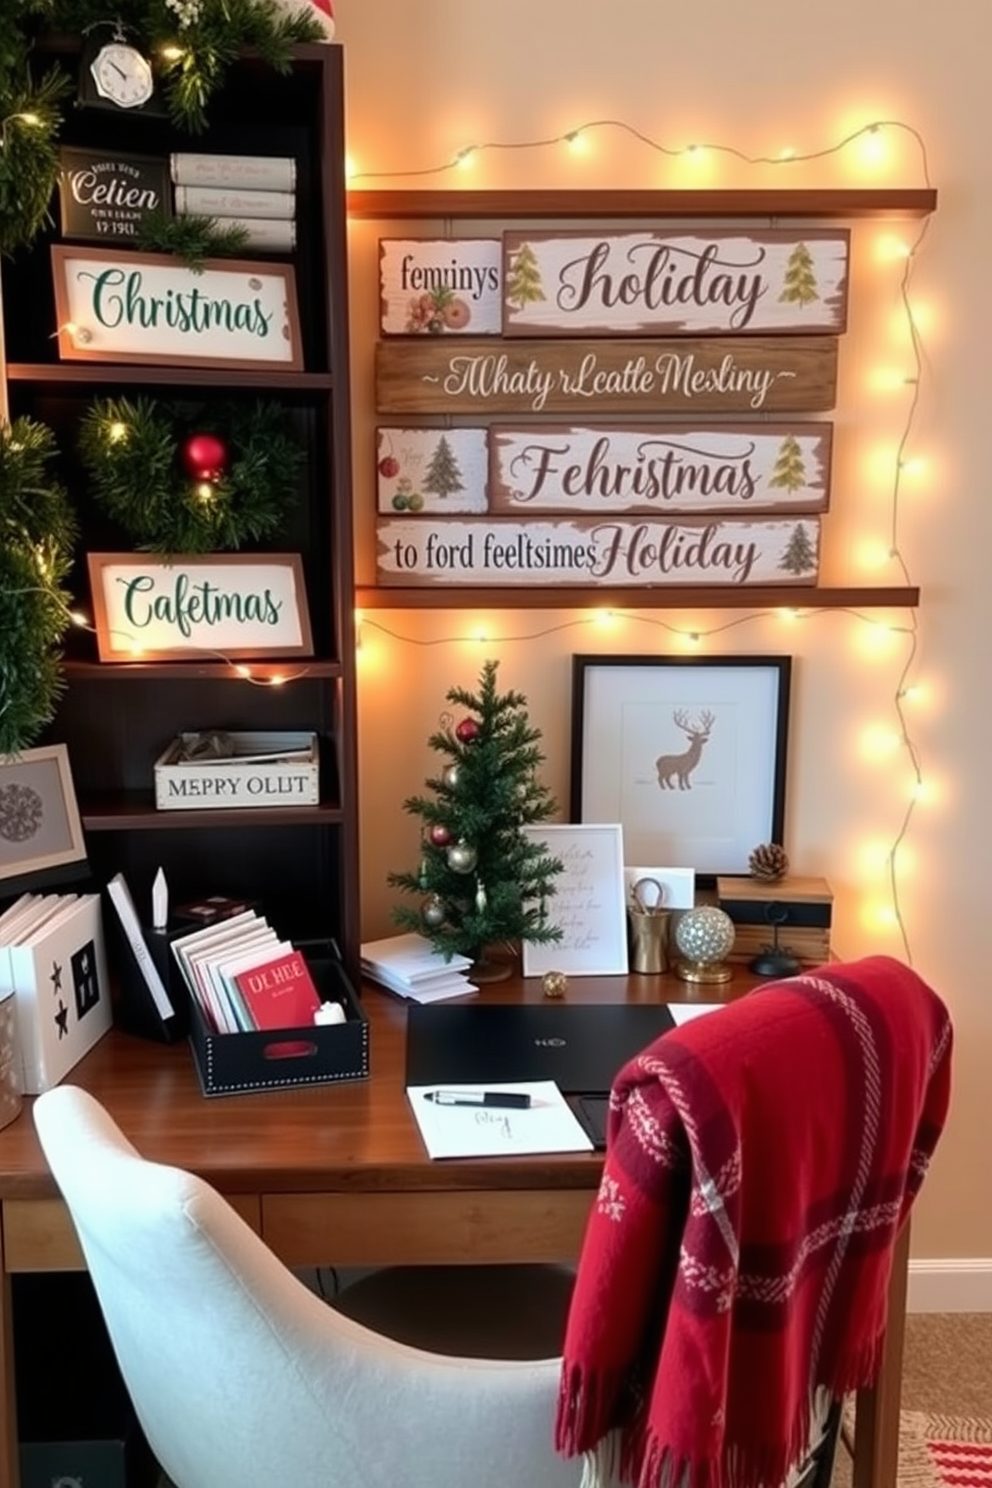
406 1080 594 1160
519 823 629 977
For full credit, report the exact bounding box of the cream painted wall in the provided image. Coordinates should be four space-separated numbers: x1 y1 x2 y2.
336 1 992 1260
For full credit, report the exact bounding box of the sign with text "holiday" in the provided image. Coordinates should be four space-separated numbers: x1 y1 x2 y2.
86 553 313 662
376 516 821 589
488 422 832 517
51 247 303 370
502 229 850 337
375 336 838 416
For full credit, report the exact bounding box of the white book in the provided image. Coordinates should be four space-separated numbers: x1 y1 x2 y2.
173 185 296 220
170 152 296 192
215 218 297 253
9 893 111 1094
0 893 38 938
363 963 478 1004
188 928 279 1032
360 933 473 979
105 873 174 1021
171 913 266 1029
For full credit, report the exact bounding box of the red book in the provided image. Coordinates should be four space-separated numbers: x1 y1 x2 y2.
232 949 321 1031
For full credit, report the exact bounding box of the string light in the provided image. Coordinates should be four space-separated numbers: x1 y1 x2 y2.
348 117 931 187
56 604 310 688
348 113 933 961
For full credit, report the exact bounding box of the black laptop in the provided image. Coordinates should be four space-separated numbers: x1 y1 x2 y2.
405 1002 675 1146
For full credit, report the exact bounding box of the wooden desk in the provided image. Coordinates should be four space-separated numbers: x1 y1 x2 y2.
0 972 906 1488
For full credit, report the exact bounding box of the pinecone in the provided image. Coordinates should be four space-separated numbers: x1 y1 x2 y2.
748 842 789 882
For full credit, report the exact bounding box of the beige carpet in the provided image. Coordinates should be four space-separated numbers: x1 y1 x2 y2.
894 1414 992 1488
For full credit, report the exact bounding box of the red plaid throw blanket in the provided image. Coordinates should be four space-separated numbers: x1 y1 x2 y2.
556 956 952 1488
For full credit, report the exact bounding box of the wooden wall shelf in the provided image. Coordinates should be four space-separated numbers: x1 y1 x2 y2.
356 585 919 611
347 188 937 221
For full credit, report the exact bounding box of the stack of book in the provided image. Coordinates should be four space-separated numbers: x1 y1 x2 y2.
169 910 337 1034
360 933 478 1004
0 891 112 1094
170 152 297 253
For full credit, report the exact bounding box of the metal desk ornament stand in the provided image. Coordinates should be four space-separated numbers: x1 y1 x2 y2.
628 877 672 975
749 902 803 979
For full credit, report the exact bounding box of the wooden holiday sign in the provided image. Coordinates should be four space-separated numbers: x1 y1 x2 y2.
50 247 303 370
86 553 313 662
375 336 838 416
58 146 171 244
489 422 832 516
375 516 821 588
379 238 502 335
502 229 850 337
377 427 488 514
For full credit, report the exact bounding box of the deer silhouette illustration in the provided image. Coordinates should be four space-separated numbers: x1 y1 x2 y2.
655 708 715 790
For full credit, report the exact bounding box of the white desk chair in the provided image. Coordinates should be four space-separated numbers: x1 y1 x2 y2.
33 1085 582 1488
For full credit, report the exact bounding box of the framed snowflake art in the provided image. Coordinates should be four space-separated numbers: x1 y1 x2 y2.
0 745 87 885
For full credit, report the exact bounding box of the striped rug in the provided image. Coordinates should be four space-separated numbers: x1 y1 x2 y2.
900 1414 992 1488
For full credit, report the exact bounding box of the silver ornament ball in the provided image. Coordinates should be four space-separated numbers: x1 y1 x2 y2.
422 894 446 927
447 840 478 874
674 906 736 964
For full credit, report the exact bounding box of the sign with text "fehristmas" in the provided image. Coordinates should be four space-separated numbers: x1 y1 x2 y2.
86 553 313 662
502 229 850 337
51 247 303 370
376 516 821 588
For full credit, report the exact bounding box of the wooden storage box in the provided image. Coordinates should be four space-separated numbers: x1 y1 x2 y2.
188 942 369 1098
154 731 319 811
716 875 833 966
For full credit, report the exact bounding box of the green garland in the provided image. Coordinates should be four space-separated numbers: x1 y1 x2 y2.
0 3 325 256
78 396 306 554
136 212 250 270
0 419 79 756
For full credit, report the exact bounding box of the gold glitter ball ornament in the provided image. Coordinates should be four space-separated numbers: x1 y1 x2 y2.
542 970 567 999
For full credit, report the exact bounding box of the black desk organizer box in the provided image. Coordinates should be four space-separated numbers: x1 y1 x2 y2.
188 939 369 1098
112 921 368 1096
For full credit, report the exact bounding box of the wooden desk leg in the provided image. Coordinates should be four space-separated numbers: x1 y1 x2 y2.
852 1222 911 1488
0 1237 19 1488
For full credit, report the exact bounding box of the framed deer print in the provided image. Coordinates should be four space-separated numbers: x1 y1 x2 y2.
570 655 791 884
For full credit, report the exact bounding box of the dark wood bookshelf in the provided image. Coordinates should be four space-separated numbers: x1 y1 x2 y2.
347 187 937 221
80 798 345 831
357 584 920 611
2 44 361 972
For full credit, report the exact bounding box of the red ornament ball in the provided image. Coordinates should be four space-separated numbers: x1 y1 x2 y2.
181 432 230 482
429 824 451 847
455 717 480 744
378 455 400 479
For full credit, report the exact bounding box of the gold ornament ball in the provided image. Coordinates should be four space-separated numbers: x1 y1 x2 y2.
542 970 567 999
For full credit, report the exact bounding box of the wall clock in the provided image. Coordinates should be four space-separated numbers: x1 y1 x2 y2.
78 28 168 117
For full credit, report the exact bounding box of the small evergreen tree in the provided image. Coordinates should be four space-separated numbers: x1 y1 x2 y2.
769 434 807 492
423 434 464 499
388 659 564 969
779 522 817 575
505 242 546 310
778 242 819 308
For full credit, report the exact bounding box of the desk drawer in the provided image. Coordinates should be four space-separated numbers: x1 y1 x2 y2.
3 1195 263 1272
263 1190 595 1267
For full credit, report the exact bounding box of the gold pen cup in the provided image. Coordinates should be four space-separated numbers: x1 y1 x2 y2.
628 877 671 976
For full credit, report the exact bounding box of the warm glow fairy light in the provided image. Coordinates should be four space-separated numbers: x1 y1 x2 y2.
348 117 931 188
352 114 935 964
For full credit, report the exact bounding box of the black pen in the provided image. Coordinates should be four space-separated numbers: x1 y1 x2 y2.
425 1089 531 1109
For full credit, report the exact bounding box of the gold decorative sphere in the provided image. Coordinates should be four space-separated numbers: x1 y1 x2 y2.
542 970 567 999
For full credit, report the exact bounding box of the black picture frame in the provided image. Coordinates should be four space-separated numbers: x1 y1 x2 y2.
570 655 791 885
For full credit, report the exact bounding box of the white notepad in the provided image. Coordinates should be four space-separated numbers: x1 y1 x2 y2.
406 1080 594 1160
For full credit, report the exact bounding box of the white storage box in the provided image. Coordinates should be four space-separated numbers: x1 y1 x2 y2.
154 732 319 811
